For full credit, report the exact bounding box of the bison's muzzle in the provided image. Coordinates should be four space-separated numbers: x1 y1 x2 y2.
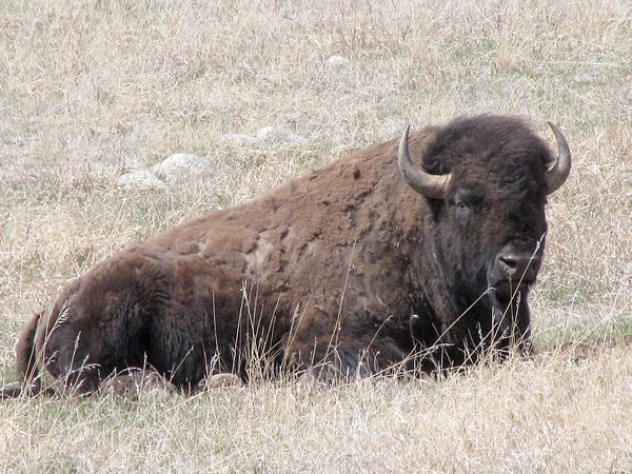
492 239 542 298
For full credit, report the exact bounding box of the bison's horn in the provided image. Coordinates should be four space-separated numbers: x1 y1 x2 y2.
398 124 450 199
545 122 572 194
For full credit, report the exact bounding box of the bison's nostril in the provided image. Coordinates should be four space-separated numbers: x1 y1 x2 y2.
500 255 520 275
500 255 518 270
497 253 538 280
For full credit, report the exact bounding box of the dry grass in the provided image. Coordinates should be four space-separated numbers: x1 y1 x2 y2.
0 0 631 472
1 347 631 473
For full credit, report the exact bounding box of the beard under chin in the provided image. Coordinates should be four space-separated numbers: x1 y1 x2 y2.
489 288 531 349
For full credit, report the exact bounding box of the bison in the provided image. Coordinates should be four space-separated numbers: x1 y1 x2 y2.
2 114 571 397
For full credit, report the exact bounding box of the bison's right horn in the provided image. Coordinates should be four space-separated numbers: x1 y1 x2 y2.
398 124 451 199
545 122 572 194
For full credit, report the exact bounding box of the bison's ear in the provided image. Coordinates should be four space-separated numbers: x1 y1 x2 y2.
545 122 572 195
398 124 451 199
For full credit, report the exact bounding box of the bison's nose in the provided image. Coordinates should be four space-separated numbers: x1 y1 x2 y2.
496 251 539 282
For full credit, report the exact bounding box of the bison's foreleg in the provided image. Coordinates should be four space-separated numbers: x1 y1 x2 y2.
292 333 411 381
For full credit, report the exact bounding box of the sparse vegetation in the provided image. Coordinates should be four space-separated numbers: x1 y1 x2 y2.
0 0 630 472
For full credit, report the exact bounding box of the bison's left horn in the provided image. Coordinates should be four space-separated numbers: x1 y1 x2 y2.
545 122 572 194
398 124 451 199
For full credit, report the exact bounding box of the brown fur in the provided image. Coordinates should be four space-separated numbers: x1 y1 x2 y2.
3 115 567 396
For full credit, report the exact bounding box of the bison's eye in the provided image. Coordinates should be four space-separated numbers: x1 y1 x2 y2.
451 187 482 225
453 197 473 224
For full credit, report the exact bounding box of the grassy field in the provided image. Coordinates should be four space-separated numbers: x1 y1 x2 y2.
1 0 631 472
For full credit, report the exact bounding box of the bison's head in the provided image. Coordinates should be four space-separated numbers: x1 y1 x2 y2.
399 115 571 351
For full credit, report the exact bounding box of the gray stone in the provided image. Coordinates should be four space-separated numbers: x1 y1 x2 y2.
327 55 350 66
117 170 168 192
151 153 212 183
217 128 306 148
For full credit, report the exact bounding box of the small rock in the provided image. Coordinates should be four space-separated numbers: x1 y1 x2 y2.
101 370 176 400
151 153 212 183
201 373 243 390
216 133 261 146
573 73 595 84
217 128 306 148
256 127 305 146
117 170 168 192
327 55 350 66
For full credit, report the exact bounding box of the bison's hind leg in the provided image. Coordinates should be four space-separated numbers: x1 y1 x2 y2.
14 311 45 387
0 311 48 399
